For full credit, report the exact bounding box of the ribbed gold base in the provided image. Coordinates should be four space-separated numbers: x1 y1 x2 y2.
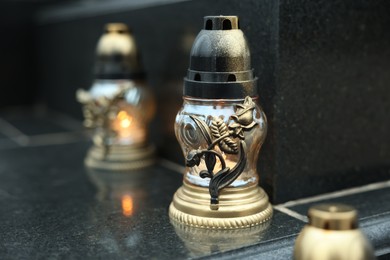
85 144 155 171
171 219 271 256
169 180 272 229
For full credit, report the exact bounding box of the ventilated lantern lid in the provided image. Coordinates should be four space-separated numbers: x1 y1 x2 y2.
184 16 258 99
308 204 358 230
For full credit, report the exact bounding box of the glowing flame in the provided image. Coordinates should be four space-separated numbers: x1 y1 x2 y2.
112 109 145 141
117 111 133 129
121 195 134 217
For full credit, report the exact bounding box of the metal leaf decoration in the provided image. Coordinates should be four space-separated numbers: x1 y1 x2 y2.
186 97 258 210
205 153 216 173
210 117 238 154
76 84 132 158
209 141 246 207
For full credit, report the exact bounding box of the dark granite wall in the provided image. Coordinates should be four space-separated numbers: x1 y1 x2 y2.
0 3 38 107
33 0 390 202
274 0 390 201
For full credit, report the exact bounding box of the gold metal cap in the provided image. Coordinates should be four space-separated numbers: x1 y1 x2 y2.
308 203 358 230
104 23 130 34
95 23 143 79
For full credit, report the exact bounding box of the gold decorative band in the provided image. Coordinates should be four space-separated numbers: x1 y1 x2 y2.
169 181 273 229
169 202 272 229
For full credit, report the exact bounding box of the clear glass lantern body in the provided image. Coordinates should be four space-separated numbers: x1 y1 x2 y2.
169 15 272 229
175 96 267 188
89 79 155 146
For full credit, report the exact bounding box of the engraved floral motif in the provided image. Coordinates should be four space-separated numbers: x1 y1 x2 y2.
229 96 257 139
186 96 258 210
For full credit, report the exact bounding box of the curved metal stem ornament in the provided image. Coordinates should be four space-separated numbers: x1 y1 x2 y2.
185 96 257 210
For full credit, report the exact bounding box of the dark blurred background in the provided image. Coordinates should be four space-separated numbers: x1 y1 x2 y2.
0 0 389 203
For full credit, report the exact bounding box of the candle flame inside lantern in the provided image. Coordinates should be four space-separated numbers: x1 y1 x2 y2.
117 111 133 128
121 194 134 217
112 108 145 144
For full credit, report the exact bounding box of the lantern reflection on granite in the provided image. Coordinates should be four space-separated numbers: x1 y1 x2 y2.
172 220 270 257
169 16 272 229
121 194 134 217
86 168 149 216
77 23 155 170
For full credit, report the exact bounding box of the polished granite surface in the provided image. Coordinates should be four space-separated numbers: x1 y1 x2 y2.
0 109 389 259
0 141 305 259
